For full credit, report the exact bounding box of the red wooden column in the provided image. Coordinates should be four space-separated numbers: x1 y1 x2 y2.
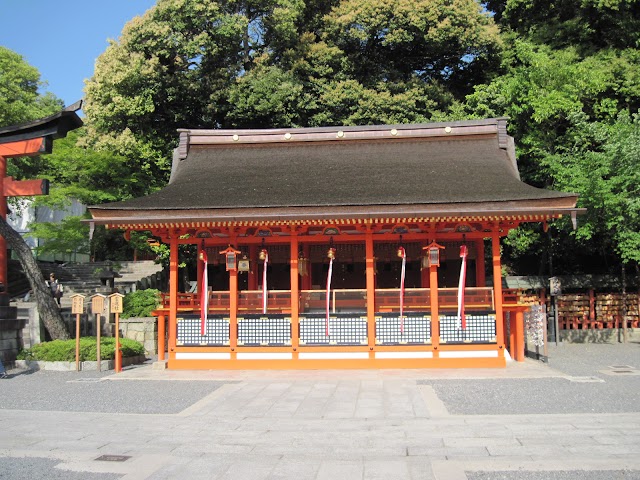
302 244 312 290
491 230 506 359
228 235 239 355
290 232 299 355
229 268 238 354
429 261 440 358
505 305 528 361
168 231 179 359
365 230 376 356
421 254 429 287
157 313 166 361
248 245 257 290
196 243 204 295
475 239 486 287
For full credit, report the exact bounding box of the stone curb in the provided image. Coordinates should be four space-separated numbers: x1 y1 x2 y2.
15 355 147 372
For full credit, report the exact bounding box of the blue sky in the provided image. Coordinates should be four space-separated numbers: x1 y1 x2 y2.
0 0 157 110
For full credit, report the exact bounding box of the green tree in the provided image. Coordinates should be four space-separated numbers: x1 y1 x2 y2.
0 47 62 127
463 17 640 275
494 0 640 54
83 0 502 178
544 112 640 267
0 47 70 339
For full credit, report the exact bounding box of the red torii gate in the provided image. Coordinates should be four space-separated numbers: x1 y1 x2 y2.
0 104 83 287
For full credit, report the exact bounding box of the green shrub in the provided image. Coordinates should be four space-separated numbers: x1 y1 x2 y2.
122 289 161 318
18 337 145 361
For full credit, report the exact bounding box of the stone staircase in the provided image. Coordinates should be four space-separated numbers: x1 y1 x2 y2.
9 260 165 302
58 261 165 297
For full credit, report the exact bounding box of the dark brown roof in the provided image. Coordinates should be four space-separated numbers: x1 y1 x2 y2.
0 103 83 147
90 119 579 222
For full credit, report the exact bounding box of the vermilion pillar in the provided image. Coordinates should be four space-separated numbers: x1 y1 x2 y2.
365 231 376 354
429 262 440 357
492 230 505 358
229 268 238 352
0 155 7 287
290 233 299 353
197 243 203 294
248 245 258 290
302 244 312 290
475 239 486 287
168 232 178 356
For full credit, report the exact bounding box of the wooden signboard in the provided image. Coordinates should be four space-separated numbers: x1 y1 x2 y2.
109 293 124 314
70 293 85 315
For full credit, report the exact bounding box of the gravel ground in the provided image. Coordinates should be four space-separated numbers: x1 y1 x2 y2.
467 470 640 480
546 342 640 376
421 343 640 415
0 457 122 480
0 367 228 415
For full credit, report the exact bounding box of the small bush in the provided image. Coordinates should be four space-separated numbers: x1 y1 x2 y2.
18 337 145 361
122 289 161 318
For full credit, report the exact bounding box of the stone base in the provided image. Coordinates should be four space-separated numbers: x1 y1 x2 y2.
152 360 167 370
15 355 147 372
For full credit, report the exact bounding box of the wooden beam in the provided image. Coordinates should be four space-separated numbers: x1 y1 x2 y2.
3 177 48 196
0 138 47 157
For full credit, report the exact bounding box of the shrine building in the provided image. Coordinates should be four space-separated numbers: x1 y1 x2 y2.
88 118 581 369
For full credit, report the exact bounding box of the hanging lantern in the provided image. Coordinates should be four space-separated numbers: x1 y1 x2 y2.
422 241 445 267
219 245 241 271
298 248 309 277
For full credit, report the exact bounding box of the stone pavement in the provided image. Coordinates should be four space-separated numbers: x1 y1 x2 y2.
0 344 639 479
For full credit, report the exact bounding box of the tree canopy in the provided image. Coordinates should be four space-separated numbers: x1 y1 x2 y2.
83 0 501 189
45 0 640 277
0 47 62 129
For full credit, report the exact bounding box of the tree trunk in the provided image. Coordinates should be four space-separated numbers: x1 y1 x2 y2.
0 215 70 340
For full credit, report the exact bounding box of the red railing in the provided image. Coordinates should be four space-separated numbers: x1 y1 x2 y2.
162 287 496 314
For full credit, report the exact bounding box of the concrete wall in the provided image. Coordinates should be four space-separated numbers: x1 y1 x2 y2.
119 317 157 355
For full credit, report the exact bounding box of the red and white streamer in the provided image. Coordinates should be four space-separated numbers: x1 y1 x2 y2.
457 245 468 330
262 252 269 314
326 257 334 336
399 246 406 334
200 248 209 335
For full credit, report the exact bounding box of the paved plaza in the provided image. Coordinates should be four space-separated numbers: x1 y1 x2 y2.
0 343 639 479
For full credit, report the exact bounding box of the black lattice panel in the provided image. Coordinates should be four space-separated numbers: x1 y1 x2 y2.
177 315 229 346
237 315 291 346
375 314 431 345
299 315 368 345
439 314 496 343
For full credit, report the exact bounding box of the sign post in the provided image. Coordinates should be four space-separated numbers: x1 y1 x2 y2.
109 293 125 373
91 294 106 372
549 277 562 346
71 294 85 371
